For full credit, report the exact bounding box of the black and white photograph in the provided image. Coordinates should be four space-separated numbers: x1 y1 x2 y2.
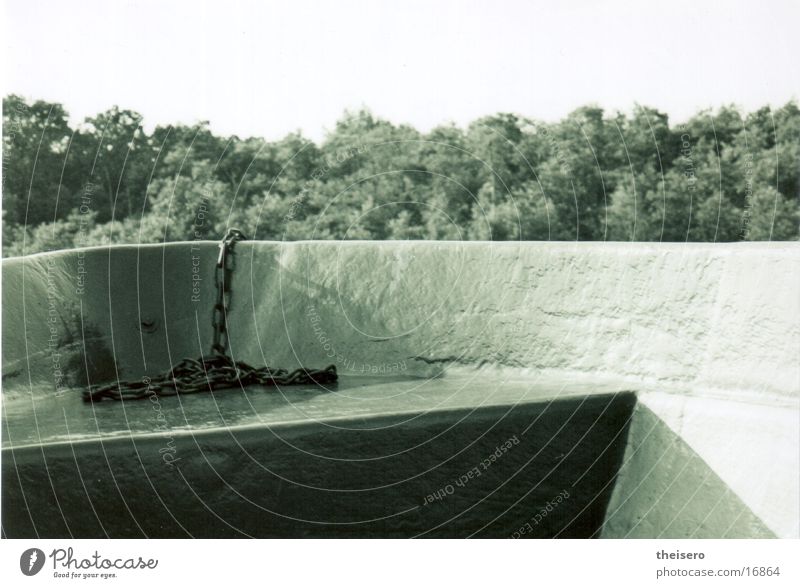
0 0 798 584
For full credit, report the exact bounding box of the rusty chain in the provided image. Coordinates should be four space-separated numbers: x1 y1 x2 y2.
211 227 246 355
83 229 337 402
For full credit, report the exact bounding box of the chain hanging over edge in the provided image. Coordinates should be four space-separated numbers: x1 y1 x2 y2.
211 227 246 356
83 229 337 402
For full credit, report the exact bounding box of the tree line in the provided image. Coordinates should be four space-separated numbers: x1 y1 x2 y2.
2 94 798 257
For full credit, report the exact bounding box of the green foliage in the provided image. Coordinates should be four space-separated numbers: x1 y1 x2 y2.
2 97 798 257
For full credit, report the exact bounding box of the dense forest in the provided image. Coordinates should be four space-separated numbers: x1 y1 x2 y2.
2 95 798 257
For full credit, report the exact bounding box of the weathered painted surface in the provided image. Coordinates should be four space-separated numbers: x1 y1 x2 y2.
601 401 775 539
2 241 798 538
4 241 798 399
634 392 799 539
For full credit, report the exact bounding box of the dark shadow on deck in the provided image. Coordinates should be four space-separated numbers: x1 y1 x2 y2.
2 390 636 538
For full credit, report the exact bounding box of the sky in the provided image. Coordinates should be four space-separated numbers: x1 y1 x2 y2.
2 0 798 142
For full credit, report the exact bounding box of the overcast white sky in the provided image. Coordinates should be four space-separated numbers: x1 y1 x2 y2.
2 0 798 142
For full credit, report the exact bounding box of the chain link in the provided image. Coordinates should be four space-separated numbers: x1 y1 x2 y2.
83 229 337 402
211 228 246 356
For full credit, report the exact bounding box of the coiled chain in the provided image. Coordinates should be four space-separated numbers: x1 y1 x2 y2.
83 229 337 402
